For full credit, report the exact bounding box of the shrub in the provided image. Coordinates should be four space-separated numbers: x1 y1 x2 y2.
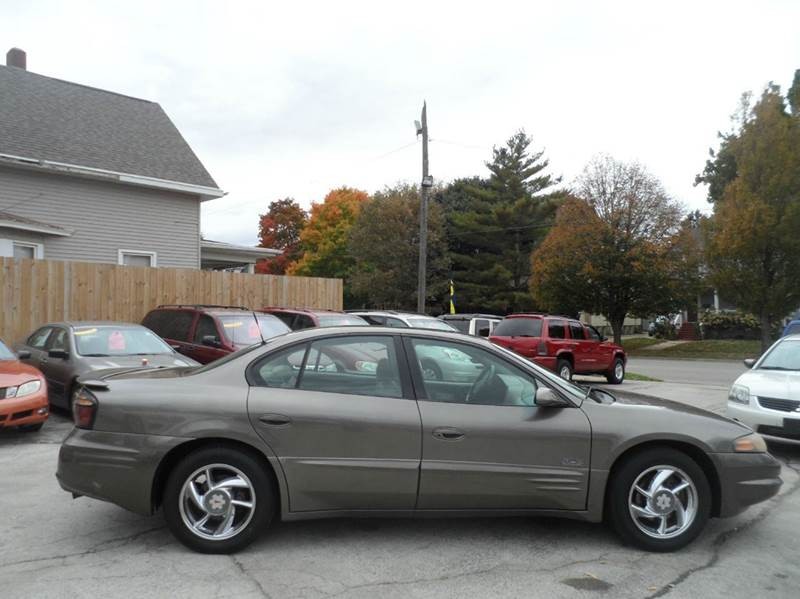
700 310 759 340
652 320 677 340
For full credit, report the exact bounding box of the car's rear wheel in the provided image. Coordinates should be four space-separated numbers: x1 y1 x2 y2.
608 448 710 552
606 358 625 384
163 446 275 554
556 358 573 381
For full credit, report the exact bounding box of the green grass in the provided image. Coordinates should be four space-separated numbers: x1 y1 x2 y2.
627 339 762 360
625 371 663 382
621 337 662 352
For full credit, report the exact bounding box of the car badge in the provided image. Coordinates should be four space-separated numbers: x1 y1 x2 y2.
141 358 149 366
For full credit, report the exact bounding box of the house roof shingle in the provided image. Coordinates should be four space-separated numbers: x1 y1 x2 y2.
0 64 219 189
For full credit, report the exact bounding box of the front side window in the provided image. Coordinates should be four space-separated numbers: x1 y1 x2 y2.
410 338 537 406
586 326 601 341
569 322 585 340
47 328 69 352
27 327 52 349
73 326 173 356
194 315 219 344
548 319 566 339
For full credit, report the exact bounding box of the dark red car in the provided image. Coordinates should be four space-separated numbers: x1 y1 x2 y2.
259 307 368 330
141 305 290 364
489 314 626 383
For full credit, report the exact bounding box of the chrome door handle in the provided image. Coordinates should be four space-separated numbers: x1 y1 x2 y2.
432 427 465 441
258 414 292 426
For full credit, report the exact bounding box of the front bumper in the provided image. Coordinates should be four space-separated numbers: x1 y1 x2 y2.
0 391 49 428
57 427 189 515
712 451 782 518
727 400 800 440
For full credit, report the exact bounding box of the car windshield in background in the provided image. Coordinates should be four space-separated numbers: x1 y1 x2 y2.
74 326 174 356
219 315 289 347
407 317 456 331
317 314 368 327
492 318 542 337
0 339 15 360
759 339 800 371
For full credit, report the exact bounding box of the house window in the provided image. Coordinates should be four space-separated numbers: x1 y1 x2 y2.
118 250 157 267
2 241 44 259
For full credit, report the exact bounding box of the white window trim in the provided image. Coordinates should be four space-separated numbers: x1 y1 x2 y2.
118 249 158 267
2 239 44 259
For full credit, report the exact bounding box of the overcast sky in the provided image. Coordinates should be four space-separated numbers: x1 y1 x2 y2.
2 0 798 246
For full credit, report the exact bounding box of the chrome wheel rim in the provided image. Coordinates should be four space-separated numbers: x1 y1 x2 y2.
628 465 697 539
423 365 440 380
559 365 571 379
615 362 624 380
179 463 256 541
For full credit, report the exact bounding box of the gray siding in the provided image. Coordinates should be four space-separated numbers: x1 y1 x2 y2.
0 166 201 268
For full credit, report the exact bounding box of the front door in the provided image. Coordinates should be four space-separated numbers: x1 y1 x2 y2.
187 315 228 364
406 336 591 511
568 321 592 372
247 334 421 512
40 326 72 408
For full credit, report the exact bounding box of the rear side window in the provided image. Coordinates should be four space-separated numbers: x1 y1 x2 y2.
492 318 542 337
445 319 470 333
385 317 408 328
360 314 385 325
548 319 566 339
569 322 585 340
151 310 194 341
474 319 491 337
295 314 315 330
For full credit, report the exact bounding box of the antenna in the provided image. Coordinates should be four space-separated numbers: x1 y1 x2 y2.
252 311 266 345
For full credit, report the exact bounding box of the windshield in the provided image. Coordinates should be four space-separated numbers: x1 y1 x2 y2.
492 318 542 337
758 339 800 371
407 317 457 331
443 319 469 333
0 339 15 360
219 314 290 347
74 326 174 356
317 314 369 327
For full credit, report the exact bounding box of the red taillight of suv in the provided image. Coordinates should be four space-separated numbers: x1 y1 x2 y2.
72 388 98 430
537 340 548 356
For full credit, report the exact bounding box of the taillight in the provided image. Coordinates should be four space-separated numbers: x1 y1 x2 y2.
72 388 98 429
537 340 547 355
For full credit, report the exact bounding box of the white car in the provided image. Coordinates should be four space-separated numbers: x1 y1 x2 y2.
727 334 800 440
348 311 458 332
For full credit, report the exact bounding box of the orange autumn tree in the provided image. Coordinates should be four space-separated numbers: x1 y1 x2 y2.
287 187 369 299
255 198 307 275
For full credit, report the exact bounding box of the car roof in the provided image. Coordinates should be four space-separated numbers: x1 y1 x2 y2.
350 311 434 318
270 325 496 345
153 305 250 313
505 313 578 321
36 321 146 329
440 313 501 320
261 307 345 316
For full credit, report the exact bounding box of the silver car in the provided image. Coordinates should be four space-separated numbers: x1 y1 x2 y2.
16 322 199 409
57 327 781 554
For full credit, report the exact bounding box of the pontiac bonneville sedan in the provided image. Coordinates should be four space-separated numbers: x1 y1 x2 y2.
57 327 782 554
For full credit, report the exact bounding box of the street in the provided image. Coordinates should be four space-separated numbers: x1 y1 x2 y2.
1 359 798 599
625 357 748 387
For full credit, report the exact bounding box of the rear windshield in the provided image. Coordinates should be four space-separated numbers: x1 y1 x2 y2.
443 319 469 333
0 339 15 360
492 318 542 337
219 314 290 347
406 317 457 331
317 314 369 327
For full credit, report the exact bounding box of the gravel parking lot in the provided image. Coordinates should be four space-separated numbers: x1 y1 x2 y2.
2 389 799 599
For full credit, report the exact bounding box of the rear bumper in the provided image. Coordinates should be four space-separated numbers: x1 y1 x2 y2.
712 451 783 517
0 392 49 428
57 427 189 515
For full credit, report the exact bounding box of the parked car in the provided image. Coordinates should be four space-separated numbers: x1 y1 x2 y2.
58 327 781 554
438 313 502 337
15 322 198 409
0 338 48 432
142 305 290 364
489 314 627 383
259 307 368 330
727 334 800 440
349 310 458 331
782 319 800 337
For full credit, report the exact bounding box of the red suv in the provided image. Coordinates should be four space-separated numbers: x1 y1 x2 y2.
141 305 290 364
259 308 368 330
489 314 626 383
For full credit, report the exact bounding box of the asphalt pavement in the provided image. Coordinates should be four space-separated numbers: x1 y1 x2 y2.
1 362 798 598
625 357 748 387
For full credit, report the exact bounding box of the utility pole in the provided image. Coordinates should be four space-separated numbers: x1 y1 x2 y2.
416 101 432 314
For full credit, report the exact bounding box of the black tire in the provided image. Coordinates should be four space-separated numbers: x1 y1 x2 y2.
420 360 443 381
606 357 625 384
556 358 573 381
607 447 711 552
163 445 276 554
19 422 44 432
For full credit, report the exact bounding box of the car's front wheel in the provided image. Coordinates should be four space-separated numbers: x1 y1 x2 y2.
163 446 275 554
607 448 711 552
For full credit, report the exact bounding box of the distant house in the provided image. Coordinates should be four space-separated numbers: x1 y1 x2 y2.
0 48 277 272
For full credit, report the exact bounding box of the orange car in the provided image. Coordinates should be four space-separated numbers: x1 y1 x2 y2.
0 338 48 432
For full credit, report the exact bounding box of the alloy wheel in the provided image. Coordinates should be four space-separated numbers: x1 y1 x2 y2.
628 465 698 539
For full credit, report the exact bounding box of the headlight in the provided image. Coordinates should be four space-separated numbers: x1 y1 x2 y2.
734 432 768 453
4 379 42 398
729 384 750 404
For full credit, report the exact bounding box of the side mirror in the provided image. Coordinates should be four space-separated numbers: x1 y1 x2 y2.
170 344 181 351
535 387 566 408
48 349 68 360
202 335 221 348
16 349 31 360
601 335 608 342
478 328 490 338
743 358 756 369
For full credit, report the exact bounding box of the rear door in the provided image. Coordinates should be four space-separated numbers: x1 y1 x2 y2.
406 336 591 510
247 334 421 512
545 319 569 359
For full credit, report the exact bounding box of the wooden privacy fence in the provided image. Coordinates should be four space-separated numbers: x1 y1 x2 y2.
0 257 342 344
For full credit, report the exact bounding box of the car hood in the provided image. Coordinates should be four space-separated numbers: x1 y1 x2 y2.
608 390 746 426
0 359 43 386
80 354 198 371
735 369 800 400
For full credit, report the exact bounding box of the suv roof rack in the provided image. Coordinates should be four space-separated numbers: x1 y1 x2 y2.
262 306 340 313
156 304 250 310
